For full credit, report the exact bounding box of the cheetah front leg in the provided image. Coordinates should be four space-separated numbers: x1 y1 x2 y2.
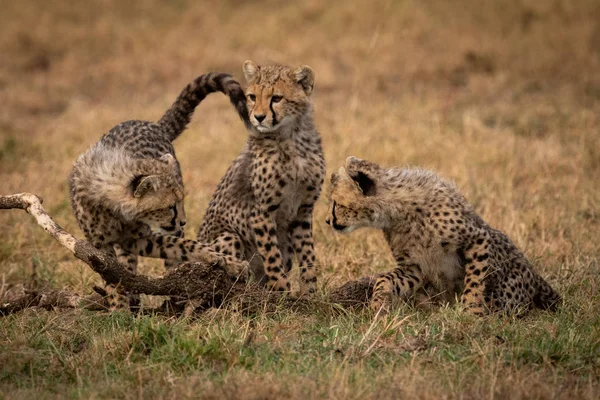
291 205 318 294
98 244 130 311
120 234 248 279
371 260 424 313
210 232 246 261
248 154 289 291
113 243 140 309
461 232 493 316
163 231 182 271
250 211 289 291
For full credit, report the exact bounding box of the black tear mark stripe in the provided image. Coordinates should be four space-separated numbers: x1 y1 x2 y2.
270 98 278 126
332 201 338 227
169 204 178 227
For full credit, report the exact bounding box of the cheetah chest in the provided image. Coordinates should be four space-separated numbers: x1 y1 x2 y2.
413 246 464 293
276 154 315 225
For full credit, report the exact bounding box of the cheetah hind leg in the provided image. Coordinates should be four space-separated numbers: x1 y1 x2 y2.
460 234 492 316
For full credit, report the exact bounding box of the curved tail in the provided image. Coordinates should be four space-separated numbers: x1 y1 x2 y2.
157 72 251 141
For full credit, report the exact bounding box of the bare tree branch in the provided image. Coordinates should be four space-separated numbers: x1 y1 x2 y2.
1 193 225 293
1 193 374 316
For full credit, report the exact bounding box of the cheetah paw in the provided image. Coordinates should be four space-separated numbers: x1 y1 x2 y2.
369 296 392 316
293 284 316 299
219 257 250 281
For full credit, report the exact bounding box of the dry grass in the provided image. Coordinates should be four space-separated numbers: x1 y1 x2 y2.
1 0 599 398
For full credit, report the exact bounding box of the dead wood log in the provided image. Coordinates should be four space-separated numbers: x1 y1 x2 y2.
0 284 108 315
0 193 374 316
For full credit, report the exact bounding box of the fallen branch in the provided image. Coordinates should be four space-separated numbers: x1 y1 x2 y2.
1 193 235 296
1 193 374 316
0 284 108 316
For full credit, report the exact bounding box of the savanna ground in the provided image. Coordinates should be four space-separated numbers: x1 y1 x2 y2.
1 0 599 398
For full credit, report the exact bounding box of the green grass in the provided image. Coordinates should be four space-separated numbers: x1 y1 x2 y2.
1 298 598 398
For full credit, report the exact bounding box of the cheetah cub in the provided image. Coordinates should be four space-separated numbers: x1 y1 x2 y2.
69 73 249 309
197 61 326 294
326 156 561 316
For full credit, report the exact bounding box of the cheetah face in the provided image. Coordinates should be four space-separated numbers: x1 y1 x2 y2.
325 200 365 234
138 199 186 237
129 154 187 236
243 60 314 134
325 165 380 233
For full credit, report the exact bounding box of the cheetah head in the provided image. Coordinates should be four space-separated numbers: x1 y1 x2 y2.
325 156 384 233
242 60 314 134
128 154 187 237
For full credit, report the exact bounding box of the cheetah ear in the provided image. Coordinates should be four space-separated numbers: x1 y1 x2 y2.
133 175 166 198
345 156 363 171
243 60 260 83
345 156 381 177
158 153 179 175
343 157 378 196
335 167 369 197
159 153 176 167
336 167 352 181
292 65 314 95
350 171 377 196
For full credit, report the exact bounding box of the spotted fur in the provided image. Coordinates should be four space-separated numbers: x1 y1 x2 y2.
197 61 326 294
326 156 561 315
69 73 249 310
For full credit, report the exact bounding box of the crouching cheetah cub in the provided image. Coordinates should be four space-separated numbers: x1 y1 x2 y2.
69 73 249 309
197 61 326 294
326 156 561 316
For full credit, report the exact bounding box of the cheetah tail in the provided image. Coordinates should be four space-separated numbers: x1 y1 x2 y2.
157 72 251 141
532 273 562 311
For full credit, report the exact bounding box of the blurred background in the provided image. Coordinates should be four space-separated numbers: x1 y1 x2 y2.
0 0 598 288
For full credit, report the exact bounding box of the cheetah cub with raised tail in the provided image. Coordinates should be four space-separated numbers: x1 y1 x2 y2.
69 73 249 309
326 157 561 316
197 61 326 294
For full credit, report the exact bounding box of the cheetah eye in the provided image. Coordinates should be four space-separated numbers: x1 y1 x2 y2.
332 201 344 212
247 94 256 101
271 95 283 103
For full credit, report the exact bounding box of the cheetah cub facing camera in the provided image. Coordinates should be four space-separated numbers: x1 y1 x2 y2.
197 61 326 294
326 157 561 316
69 73 250 310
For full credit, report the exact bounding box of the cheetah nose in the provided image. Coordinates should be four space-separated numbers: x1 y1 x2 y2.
254 114 266 123
325 217 331 225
